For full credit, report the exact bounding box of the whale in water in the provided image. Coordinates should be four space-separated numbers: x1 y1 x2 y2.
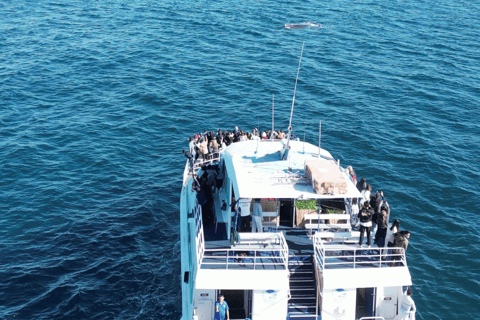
284 22 322 29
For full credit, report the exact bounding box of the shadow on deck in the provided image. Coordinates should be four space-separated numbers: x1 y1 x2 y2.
280 227 314 256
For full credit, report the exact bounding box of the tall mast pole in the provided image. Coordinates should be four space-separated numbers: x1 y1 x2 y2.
283 41 305 160
272 94 274 140
318 121 322 158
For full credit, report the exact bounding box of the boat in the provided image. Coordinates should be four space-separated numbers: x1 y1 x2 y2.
180 51 416 320
180 131 416 320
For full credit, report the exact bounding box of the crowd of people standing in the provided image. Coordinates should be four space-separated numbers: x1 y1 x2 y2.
184 127 299 164
346 166 411 254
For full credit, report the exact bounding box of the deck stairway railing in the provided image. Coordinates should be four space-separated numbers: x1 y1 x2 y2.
200 233 289 270
313 233 408 270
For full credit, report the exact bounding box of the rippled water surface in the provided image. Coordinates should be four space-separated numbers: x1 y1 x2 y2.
1 0 479 319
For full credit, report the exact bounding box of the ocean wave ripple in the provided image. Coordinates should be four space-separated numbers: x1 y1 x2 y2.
0 0 479 319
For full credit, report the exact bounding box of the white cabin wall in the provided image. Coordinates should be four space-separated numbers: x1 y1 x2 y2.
181 180 195 320
181 178 204 320
321 288 356 320
193 289 216 320
376 286 401 320
252 289 288 320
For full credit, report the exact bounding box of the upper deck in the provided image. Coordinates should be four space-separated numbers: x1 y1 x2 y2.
183 136 412 287
222 139 362 200
182 134 416 320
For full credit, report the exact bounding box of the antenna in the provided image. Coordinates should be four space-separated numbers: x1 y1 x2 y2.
289 41 304 131
303 118 306 153
318 120 321 158
271 94 274 140
256 116 260 152
282 41 305 160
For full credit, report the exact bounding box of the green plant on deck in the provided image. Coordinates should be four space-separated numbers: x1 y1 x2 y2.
295 199 319 211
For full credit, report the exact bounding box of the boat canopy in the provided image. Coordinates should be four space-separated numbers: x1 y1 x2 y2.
195 269 289 290
222 140 363 200
323 267 413 290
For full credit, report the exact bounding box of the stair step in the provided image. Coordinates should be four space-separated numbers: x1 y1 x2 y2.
290 272 314 276
289 270 313 275
290 295 316 299
289 268 313 273
290 288 316 291
289 306 317 312
291 284 315 288
290 267 314 271
290 277 314 281
288 311 317 315
289 302 317 306
288 315 318 319
290 278 315 282
288 256 313 262
288 260 313 265
290 278 314 282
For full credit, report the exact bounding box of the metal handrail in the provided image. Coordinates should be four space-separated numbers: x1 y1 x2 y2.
314 233 407 270
359 317 385 320
201 250 287 270
192 153 221 171
202 233 289 270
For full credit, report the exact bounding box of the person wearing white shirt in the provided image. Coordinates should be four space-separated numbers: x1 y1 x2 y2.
360 184 372 206
394 288 416 320
238 198 252 231
251 199 263 233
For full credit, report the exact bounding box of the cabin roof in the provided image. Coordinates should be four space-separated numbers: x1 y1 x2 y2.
222 140 363 200
195 269 289 290
323 267 413 289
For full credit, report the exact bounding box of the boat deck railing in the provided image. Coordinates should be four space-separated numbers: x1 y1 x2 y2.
192 152 221 172
200 233 289 270
314 233 407 270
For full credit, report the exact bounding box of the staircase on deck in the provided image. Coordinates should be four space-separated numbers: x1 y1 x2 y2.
288 254 317 319
283 227 318 319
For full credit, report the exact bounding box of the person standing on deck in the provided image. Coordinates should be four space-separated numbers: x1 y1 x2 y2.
214 295 229 320
360 184 372 207
374 200 390 247
391 231 410 265
238 198 252 232
358 202 375 247
347 166 357 185
394 288 416 320
197 137 208 161
188 137 196 159
252 199 263 233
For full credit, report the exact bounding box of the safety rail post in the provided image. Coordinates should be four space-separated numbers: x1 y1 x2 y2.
379 248 382 268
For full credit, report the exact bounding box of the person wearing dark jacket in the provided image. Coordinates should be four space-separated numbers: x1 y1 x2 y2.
391 230 410 265
358 202 375 247
374 200 390 247
357 177 367 192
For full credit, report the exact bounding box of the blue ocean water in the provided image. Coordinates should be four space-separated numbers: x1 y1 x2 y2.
1 0 479 319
